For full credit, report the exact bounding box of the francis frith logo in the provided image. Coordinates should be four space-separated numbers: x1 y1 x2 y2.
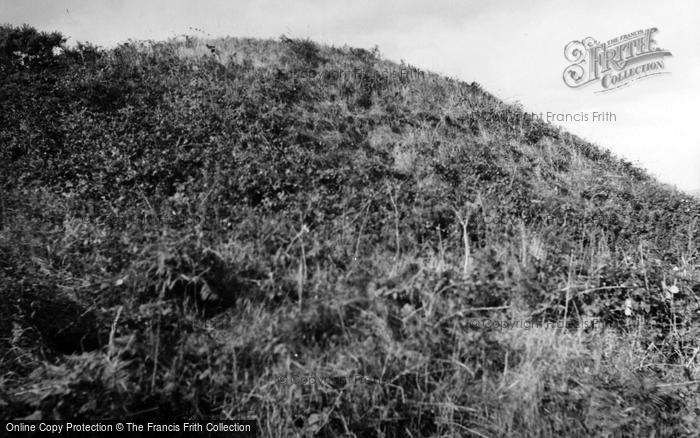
563 28 672 92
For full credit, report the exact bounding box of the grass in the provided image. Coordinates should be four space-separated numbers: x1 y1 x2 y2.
1 25 699 436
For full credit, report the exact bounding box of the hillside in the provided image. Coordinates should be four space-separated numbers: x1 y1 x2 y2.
1 26 700 436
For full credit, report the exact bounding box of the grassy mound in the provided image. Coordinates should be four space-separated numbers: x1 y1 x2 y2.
1 26 699 436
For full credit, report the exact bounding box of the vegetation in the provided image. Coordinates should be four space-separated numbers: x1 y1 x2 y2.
1 24 699 437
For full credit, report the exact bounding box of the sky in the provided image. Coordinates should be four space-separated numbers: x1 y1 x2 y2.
2 0 698 191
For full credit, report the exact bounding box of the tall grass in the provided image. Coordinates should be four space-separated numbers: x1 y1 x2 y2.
1 27 699 436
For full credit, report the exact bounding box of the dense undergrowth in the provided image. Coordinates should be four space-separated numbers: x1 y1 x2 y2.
1 25 700 436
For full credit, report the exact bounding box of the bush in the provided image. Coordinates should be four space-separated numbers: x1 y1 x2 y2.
0 24 65 67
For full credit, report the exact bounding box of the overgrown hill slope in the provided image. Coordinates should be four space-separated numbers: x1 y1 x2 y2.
1 27 700 436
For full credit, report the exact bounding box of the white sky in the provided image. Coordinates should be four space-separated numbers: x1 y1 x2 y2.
2 0 698 191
